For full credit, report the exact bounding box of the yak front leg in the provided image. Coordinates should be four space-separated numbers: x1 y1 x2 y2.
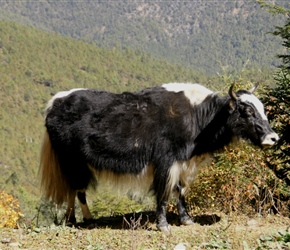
153 163 172 232
156 199 170 232
176 184 194 226
77 190 94 223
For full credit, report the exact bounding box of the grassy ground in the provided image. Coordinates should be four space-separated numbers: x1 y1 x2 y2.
1 212 290 249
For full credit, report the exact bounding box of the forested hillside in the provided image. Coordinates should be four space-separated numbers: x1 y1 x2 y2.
0 0 286 75
1 3 290 247
0 21 216 218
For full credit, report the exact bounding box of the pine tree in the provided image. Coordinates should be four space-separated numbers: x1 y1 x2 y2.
262 7 290 185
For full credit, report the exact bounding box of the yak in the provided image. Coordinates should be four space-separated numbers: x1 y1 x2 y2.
39 83 278 232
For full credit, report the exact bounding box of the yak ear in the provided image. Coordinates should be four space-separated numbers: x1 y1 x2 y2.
228 82 237 111
249 82 259 93
229 82 238 100
229 99 236 111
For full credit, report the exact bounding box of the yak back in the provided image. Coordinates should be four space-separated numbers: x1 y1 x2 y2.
45 87 195 175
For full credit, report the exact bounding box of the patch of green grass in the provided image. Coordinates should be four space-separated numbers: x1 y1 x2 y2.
257 228 290 250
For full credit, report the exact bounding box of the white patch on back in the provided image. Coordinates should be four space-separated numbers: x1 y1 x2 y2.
162 83 213 106
239 94 268 120
45 88 86 115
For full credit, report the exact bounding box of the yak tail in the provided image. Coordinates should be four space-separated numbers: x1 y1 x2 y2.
39 130 71 205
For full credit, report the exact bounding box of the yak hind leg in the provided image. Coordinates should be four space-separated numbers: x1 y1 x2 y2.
77 190 94 223
65 190 77 226
153 165 171 232
176 184 194 226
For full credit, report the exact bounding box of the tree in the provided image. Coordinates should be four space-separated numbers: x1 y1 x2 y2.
260 3 290 186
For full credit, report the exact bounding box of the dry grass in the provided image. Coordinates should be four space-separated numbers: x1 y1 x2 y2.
1 213 290 249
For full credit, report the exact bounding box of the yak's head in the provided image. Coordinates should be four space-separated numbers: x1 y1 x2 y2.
227 83 279 147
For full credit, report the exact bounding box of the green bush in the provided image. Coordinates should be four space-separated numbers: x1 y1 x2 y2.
187 142 290 216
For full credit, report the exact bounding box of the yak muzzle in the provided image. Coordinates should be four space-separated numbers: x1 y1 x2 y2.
261 132 279 147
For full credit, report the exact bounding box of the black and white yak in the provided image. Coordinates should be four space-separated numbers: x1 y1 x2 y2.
39 83 279 232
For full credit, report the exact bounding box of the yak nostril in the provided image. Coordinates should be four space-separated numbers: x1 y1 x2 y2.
261 133 279 146
272 134 280 143
271 137 278 142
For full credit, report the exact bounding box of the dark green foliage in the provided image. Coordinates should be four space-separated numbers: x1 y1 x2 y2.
262 10 290 187
264 70 290 186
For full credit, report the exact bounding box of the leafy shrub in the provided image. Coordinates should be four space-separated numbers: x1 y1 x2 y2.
187 142 290 216
0 190 23 228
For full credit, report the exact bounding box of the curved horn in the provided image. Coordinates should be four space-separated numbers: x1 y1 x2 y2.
249 82 259 93
229 82 238 100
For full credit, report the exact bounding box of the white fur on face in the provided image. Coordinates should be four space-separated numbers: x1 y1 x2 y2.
262 133 280 146
239 94 268 120
162 83 213 106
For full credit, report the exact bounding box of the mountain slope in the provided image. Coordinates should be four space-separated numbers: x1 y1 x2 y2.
0 0 286 75
0 21 211 217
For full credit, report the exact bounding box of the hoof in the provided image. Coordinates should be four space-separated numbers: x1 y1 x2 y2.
157 224 171 233
83 218 97 229
83 217 95 223
65 221 76 227
180 219 194 226
65 215 77 227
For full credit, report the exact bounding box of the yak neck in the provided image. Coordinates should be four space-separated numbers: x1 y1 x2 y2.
192 94 233 156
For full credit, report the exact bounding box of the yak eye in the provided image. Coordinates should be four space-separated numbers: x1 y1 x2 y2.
239 106 255 118
245 107 255 117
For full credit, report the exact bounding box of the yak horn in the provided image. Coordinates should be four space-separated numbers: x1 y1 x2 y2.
229 82 238 100
249 82 259 93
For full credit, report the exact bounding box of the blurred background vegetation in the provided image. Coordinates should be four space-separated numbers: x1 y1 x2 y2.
0 0 288 75
0 1 289 228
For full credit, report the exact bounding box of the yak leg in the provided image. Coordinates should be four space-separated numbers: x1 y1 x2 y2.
77 190 93 222
156 199 170 232
65 190 77 225
176 184 194 225
154 165 171 232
